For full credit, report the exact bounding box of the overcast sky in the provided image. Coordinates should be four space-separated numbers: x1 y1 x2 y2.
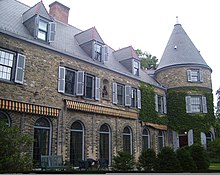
19 0 220 106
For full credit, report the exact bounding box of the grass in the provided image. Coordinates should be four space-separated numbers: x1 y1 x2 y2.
209 163 220 171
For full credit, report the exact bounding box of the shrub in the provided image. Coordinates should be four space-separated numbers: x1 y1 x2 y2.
207 139 220 163
112 151 135 171
155 147 182 172
138 148 156 171
0 120 33 172
176 146 197 171
189 144 210 171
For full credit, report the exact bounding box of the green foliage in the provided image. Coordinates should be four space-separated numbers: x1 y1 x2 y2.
176 146 197 171
167 88 215 135
189 144 210 171
0 120 33 172
136 49 158 70
207 139 220 163
138 149 156 171
139 83 167 125
112 151 135 171
155 147 182 172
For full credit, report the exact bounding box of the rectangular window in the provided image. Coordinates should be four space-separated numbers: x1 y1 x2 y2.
156 95 166 114
133 60 140 76
158 95 164 114
0 50 14 81
117 84 124 105
38 20 48 41
85 74 94 99
65 69 76 95
187 69 203 82
0 49 25 84
186 96 207 113
95 44 102 62
190 96 202 113
131 88 137 108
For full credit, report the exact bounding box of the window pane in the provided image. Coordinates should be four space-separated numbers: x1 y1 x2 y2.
85 75 93 99
33 118 50 167
65 69 75 95
39 20 48 31
70 130 83 166
0 50 14 81
117 84 124 105
191 70 199 82
191 96 202 113
38 31 47 41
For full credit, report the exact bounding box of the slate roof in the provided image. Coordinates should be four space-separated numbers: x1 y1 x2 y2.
113 46 140 61
23 1 52 22
0 0 163 89
75 27 105 45
156 23 211 72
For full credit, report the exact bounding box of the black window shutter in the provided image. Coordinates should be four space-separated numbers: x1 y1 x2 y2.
15 53 26 84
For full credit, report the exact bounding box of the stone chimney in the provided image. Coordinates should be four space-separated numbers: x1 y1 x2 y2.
49 1 70 24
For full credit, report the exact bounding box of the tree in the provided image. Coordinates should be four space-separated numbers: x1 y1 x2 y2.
155 147 182 172
176 147 197 171
136 49 158 70
138 149 156 171
112 151 135 171
0 120 33 172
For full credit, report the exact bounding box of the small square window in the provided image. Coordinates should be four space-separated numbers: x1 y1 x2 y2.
187 69 203 82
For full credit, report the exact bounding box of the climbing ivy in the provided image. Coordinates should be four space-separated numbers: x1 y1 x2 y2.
167 87 215 143
139 83 167 125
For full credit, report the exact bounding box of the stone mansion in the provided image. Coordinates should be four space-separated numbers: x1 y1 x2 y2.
0 0 215 167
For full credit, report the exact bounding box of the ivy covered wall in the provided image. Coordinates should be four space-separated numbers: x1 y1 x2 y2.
139 83 167 125
167 87 215 143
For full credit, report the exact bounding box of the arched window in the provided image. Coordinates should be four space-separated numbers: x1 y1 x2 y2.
142 128 150 151
0 110 10 126
158 130 164 151
123 126 132 154
99 124 111 164
70 121 84 166
206 132 213 146
33 117 51 166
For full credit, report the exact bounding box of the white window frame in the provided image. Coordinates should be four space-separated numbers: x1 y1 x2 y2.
187 69 203 82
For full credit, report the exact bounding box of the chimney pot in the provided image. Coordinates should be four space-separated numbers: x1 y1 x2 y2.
49 1 70 24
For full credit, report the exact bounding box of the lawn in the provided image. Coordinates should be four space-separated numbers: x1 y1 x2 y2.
209 163 220 171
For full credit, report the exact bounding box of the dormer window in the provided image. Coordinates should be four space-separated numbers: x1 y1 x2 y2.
94 43 102 62
35 17 56 43
92 41 108 63
38 20 48 41
133 59 140 76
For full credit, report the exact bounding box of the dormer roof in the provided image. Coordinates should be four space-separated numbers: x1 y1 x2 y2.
156 23 211 72
113 46 140 61
75 27 104 45
22 1 52 23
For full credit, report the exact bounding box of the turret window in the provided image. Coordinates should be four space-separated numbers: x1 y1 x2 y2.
185 96 207 113
187 69 203 82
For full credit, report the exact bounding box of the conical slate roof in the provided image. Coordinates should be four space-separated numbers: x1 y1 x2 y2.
156 23 211 72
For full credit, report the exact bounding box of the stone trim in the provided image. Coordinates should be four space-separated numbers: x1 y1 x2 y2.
143 122 167 130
